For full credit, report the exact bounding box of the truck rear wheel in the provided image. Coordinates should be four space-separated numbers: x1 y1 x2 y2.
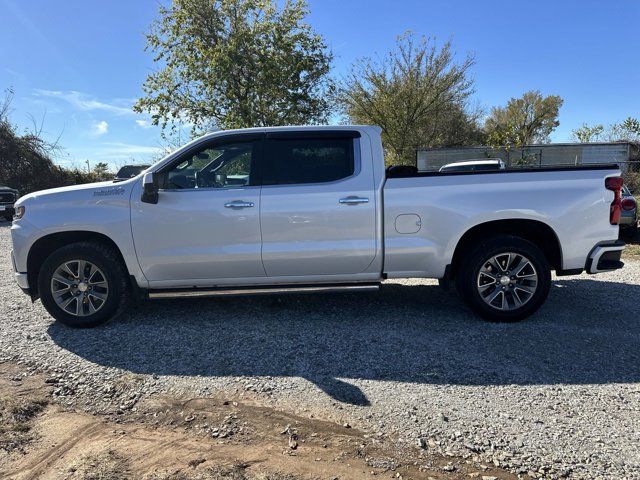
455 235 551 322
38 242 130 328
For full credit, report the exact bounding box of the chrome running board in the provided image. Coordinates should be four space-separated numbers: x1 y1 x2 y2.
147 283 380 299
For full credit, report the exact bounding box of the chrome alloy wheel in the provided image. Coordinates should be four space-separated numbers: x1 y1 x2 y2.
476 252 538 311
50 260 109 316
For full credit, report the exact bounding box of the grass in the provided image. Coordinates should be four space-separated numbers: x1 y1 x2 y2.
65 450 130 480
64 457 303 480
0 395 47 453
145 464 302 480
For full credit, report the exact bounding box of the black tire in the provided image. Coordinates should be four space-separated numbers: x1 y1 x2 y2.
455 235 551 322
38 242 130 328
2 214 12 222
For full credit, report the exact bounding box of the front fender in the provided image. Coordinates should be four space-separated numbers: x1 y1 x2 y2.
11 180 148 288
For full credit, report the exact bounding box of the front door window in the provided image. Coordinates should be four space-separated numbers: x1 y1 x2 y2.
163 142 254 190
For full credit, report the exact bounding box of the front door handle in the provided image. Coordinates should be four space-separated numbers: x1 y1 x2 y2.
339 196 369 205
224 200 254 209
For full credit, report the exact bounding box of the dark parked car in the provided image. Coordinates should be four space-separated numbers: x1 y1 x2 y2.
620 185 638 236
113 164 150 182
0 186 19 221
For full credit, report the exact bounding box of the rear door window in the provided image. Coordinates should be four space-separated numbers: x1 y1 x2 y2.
262 137 354 186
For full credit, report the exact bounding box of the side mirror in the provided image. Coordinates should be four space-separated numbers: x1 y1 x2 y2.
141 172 159 204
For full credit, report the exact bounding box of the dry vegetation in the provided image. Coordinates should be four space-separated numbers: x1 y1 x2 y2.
65 453 303 480
0 394 47 454
143 463 301 480
65 450 130 480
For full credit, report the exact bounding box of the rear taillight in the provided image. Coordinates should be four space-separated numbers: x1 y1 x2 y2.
621 197 637 211
605 177 624 225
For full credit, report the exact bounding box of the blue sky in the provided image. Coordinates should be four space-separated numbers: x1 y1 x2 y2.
1 0 638 168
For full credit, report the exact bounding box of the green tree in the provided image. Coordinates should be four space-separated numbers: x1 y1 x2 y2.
337 33 480 165
485 90 563 149
134 0 334 134
571 123 605 142
572 117 640 143
92 162 111 179
608 117 640 142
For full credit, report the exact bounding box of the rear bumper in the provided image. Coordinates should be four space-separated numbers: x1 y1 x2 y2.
586 240 625 274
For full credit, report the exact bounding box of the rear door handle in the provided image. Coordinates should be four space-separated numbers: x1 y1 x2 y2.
339 196 369 205
224 200 254 209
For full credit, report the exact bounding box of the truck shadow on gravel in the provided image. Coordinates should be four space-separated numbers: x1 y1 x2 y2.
48 277 640 406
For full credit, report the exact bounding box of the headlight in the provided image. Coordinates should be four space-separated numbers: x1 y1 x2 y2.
13 206 25 220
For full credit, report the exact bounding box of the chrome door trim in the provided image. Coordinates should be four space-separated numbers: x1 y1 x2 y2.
148 283 380 299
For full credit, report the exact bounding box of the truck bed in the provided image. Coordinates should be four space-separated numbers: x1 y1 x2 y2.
382 165 621 278
387 163 622 178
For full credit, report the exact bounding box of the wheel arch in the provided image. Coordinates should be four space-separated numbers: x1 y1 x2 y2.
450 219 563 278
27 231 129 298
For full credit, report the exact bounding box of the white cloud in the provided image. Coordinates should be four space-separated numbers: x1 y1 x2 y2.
90 120 109 137
135 119 152 129
33 89 134 116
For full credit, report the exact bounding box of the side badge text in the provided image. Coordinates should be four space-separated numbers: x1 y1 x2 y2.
93 187 125 197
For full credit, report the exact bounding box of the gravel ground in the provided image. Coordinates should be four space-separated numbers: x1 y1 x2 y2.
1 222 639 479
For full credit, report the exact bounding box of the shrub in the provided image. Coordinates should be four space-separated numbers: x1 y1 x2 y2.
0 90 112 195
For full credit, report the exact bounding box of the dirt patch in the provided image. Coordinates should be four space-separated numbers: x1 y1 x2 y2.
0 363 515 480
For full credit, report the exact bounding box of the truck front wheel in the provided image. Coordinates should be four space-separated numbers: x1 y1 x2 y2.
455 235 551 322
38 242 130 328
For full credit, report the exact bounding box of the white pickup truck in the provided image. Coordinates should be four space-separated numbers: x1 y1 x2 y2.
10 126 625 327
